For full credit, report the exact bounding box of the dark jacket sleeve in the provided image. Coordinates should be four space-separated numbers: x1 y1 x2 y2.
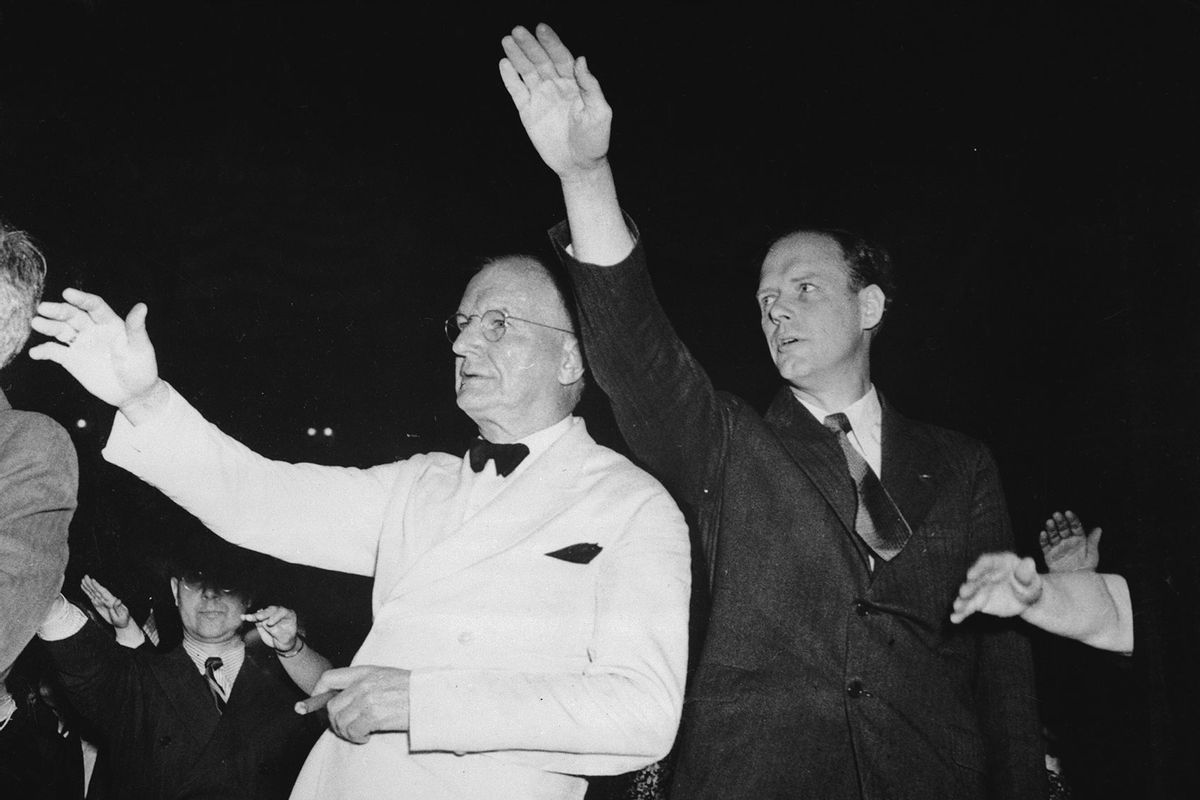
0 413 78 678
41 617 142 736
965 444 1047 799
551 220 732 551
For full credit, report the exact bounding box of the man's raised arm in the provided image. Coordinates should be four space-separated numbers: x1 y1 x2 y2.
500 23 633 266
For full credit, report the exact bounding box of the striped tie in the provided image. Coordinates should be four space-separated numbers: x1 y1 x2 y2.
204 656 227 714
823 413 911 562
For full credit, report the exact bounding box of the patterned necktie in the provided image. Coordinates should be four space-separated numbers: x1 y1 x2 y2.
822 413 911 562
204 656 227 714
468 440 530 477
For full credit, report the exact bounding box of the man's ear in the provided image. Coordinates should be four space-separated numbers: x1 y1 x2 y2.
558 336 585 386
858 284 886 331
170 577 181 608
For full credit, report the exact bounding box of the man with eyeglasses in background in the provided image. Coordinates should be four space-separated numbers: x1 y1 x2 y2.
35 546 330 800
28 253 690 800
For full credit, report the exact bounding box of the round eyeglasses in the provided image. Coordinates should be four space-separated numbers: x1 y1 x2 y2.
444 310 574 344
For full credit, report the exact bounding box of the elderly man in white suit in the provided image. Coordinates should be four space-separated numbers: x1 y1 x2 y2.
28 255 690 800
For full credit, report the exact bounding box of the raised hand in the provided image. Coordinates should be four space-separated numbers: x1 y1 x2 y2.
29 288 160 409
950 552 1043 624
1040 510 1102 573
81 574 132 630
500 23 612 179
242 605 301 654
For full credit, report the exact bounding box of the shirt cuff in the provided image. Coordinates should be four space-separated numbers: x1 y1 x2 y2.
102 381 182 465
37 594 88 641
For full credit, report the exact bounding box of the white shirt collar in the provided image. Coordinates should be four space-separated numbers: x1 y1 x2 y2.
794 385 883 475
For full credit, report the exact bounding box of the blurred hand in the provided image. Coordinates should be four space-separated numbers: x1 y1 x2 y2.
950 552 1043 624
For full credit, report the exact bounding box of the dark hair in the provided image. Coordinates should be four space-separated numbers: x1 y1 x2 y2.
0 222 48 368
769 228 897 311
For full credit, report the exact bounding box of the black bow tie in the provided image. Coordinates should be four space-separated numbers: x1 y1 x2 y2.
467 440 530 477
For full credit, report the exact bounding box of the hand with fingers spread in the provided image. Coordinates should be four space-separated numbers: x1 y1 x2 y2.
29 288 164 417
1040 509 1102 573
500 23 612 180
309 665 411 744
950 552 1043 624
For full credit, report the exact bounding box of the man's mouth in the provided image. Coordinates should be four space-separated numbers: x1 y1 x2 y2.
776 336 802 350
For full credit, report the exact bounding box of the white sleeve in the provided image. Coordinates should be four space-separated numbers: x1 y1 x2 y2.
102 383 407 576
37 594 87 641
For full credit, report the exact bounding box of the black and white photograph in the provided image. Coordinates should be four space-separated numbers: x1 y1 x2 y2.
2 2 1198 798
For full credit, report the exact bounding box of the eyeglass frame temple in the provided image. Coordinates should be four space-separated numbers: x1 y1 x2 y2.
445 311 575 341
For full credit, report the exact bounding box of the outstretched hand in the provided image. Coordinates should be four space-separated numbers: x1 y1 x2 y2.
500 23 612 179
950 552 1043 624
29 288 160 409
81 574 132 630
242 605 300 653
1040 510 1102 573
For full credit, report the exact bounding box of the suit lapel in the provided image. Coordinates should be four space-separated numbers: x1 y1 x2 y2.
394 421 590 597
764 388 858 535
879 397 941 535
150 647 221 748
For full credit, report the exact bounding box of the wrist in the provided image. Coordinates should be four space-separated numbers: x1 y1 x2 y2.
119 379 170 426
276 635 305 659
559 158 611 187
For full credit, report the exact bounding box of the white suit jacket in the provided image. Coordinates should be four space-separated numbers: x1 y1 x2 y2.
102 386 690 800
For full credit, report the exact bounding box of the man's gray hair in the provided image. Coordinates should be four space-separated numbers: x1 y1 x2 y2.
0 223 47 369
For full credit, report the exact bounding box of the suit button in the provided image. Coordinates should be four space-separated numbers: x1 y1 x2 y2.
846 679 866 698
854 601 870 616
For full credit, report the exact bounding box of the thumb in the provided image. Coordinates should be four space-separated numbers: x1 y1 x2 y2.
576 56 608 109
1013 556 1038 586
1089 527 1103 547
125 303 151 347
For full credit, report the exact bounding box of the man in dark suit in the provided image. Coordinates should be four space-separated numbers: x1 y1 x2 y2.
36 553 327 800
499 24 1045 799
0 222 78 795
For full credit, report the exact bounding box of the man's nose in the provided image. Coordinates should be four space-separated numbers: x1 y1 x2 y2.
767 299 793 324
451 322 485 356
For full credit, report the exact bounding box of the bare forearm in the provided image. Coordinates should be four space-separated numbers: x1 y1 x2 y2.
561 163 635 266
277 638 332 694
1023 572 1133 652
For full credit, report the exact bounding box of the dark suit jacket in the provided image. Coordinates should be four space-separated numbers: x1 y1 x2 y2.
555 224 1045 800
44 621 322 800
0 387 76 681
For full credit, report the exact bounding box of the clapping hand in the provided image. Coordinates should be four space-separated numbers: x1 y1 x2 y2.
1040 510 1102 573
950 552 1044 624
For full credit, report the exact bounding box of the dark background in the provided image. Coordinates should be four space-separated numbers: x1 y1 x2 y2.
2 1 1198 795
